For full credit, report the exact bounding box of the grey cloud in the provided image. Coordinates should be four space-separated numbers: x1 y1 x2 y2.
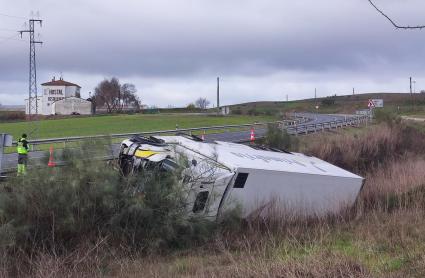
1 0 425 105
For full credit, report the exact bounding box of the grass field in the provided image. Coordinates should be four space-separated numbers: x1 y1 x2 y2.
0 114 275 140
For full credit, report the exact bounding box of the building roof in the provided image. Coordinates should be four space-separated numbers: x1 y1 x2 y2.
41 79 81 88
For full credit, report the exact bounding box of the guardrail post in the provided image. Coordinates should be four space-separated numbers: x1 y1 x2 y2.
0 134 12 177
0 135 4 177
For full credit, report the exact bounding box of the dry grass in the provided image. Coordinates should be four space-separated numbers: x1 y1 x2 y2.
305 123 425 174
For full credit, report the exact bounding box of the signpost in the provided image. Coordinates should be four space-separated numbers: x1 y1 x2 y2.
368 99 376 119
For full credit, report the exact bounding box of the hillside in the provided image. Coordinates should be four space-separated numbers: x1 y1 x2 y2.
229 92 425 115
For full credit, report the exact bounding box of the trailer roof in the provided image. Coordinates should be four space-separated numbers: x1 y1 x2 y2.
158 136 362 180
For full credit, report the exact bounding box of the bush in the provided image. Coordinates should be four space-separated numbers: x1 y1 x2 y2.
0 111 25 122
373 109 400 126
264 124 299 151
247 108 260 116
0 141 215 256
110 168 216 250
186 103 196 110
321 97 336 106
265 109 278 116
232 108 242 115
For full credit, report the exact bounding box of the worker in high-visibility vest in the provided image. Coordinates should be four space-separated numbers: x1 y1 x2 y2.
17 134 29 176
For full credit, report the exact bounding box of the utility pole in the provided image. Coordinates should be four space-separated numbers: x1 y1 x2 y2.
314 88 317 100
216 77 220 115
19 19 43 119
410 77 414 110
353 88 355 95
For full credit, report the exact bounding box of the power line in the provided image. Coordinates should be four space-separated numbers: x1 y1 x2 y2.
368 0 425 30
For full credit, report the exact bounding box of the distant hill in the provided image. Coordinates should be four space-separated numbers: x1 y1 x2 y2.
0 105 25 111
228 93 425 115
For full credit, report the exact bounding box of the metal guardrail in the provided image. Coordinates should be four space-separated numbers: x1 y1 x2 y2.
287 115 370 135
15 119 308 149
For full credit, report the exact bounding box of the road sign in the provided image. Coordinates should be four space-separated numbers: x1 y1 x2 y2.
371 99 384 108
368 99 375 108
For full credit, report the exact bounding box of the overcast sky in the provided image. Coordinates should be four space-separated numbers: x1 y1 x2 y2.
1 0 425 107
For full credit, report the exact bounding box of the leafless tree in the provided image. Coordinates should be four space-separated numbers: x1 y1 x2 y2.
94 77 141 113
194 97 210 109
368 0 425 30
121 83 141 111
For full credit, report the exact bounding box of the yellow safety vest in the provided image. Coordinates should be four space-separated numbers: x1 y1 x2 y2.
17 138 28 155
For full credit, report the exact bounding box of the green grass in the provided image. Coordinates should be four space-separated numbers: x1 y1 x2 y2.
0 114 275 140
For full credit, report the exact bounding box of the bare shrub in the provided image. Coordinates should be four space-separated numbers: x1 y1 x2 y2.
0 111 25 122
359 157 425 212
306 123 425 174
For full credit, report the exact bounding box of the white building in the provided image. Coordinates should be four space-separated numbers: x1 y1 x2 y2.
25 77 91 115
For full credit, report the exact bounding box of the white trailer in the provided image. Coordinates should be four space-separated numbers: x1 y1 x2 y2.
119 135 364 219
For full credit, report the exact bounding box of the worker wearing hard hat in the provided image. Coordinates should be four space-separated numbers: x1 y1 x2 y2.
17 134 29 176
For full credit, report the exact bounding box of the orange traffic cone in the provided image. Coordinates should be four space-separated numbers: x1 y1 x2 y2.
201 130 205 141
48 145 56 167
250 127 255 142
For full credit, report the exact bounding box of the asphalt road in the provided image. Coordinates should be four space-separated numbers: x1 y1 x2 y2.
1 113 361 173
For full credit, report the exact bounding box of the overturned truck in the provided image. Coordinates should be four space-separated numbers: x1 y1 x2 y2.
119 135 364 219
